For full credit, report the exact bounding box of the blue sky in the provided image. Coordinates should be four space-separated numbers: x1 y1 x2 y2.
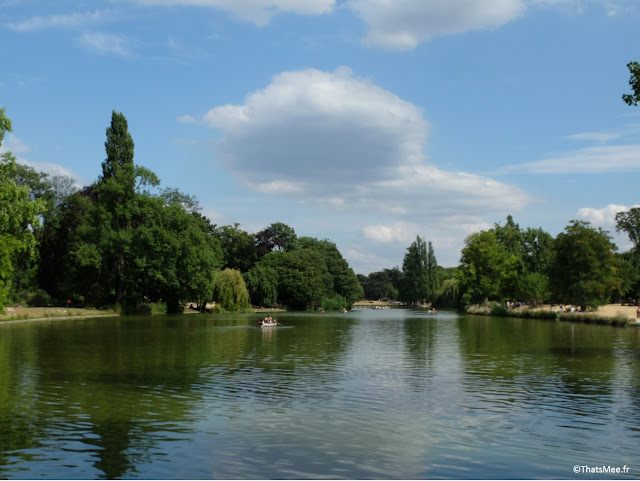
2 0 640 273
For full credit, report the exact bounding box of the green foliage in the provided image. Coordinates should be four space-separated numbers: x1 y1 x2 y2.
615 207 640 250
0 108 46 311
426 241 439 302
457 216 552 306
359 268 402 301
211 268 251 312
516 272 549 306
436 277 460 308
37 112 222 313
489 302 508 317
458 230 508 305
135 302 167 315
399 237 439 304
255 222 299 257
319 294 347 311
548 220 622 309
214 223 258 272
244 264 278 307
622 61 640 106
298 237 363 305
259 249 332 310
400 236 428 304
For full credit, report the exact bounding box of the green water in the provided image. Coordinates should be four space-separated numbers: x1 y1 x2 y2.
1 309 639 479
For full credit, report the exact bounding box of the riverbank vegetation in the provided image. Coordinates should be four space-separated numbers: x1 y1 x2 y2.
0 109 362 314
358 212 640 318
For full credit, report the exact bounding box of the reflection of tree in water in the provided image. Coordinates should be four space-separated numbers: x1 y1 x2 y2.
0 314 357 478
401 316 438 393
454 316 639 422
0 317 207 478
203 314 356 407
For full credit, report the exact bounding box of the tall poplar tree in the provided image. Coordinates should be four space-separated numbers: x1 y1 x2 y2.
400 236 428 304
426 241 439 303
97 111 136 307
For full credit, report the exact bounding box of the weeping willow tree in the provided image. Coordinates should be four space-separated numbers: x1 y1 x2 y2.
211 268 251 312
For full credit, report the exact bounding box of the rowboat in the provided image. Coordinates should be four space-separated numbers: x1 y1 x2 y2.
261 321 278 328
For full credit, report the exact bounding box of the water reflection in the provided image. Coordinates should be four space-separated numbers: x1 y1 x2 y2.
0 312 638 479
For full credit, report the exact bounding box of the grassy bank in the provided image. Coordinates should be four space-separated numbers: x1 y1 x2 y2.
0 307 117 323
466 303 634 327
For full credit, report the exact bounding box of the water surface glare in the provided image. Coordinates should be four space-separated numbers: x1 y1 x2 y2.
1 309 639 479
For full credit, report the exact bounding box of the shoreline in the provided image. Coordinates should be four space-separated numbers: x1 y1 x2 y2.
466 303 639 327
0 310 118 326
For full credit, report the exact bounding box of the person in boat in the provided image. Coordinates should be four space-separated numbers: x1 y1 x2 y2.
263 314 275 324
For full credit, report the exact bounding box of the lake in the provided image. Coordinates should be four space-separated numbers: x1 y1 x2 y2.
1 308 639 479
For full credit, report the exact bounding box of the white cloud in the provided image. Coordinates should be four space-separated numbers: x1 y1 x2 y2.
576 203 640 251
76 32 134 56
177 114 197 124
7 10 108 32
347 0 526 50
133 0 334 25
577 203 631 228
196 67 529 270
2 133 30 154
506 144 640 174
0 135 88 187
363 222 420 244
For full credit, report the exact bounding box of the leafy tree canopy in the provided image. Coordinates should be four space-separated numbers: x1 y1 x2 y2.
549 220 622 309
622 61 640 106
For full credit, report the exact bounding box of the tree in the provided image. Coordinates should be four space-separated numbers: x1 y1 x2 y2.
244 264 278 307
615 208 640 250
426 241 439 303
94 111 137 308
622 61 640 106
211 268 251 312
254 222 299 257
400 236 428 304
259 249 332 310
214 223 257 272
516 272 549 307
458 230 508 304
548 220 622 310
298 236 363 305
131 197 223 313
521 227 553 275
0 108 45 310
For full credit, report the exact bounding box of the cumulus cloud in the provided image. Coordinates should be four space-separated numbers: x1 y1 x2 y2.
133 0 334 25
363 222 421 244
576 203 640 251
347 0 526 49
577 203 640 229
196 66 529 269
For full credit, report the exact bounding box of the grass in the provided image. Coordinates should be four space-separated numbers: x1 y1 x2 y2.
466 303 634 327
0 307 117 322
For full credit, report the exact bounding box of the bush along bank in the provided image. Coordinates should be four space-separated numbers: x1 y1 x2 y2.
465 303 631 327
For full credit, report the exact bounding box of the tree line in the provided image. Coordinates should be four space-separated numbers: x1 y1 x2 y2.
0 109 362 314
358 213 640 311
359 62 640 310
